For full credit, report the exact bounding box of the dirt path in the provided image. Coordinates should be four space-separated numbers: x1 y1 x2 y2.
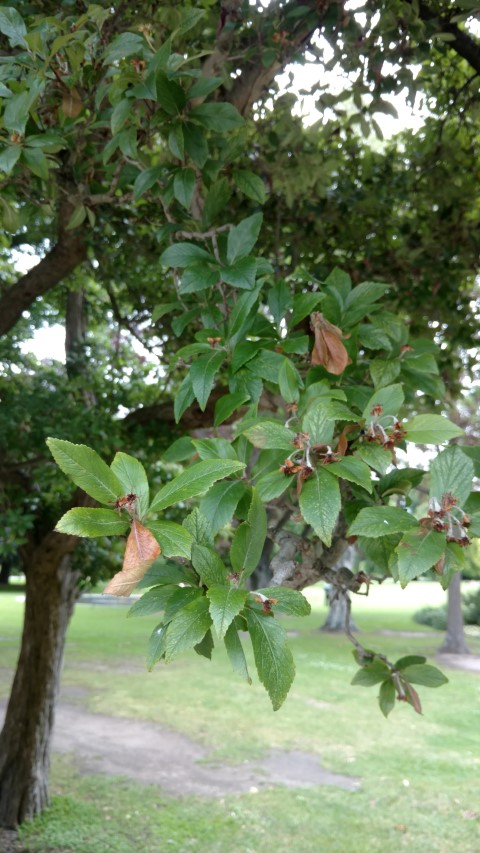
50 703 359 795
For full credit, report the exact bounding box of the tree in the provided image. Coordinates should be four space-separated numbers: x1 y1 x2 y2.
1 0 480 829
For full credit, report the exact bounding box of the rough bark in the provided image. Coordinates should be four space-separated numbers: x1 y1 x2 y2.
439 571 470 655
0 533 80 827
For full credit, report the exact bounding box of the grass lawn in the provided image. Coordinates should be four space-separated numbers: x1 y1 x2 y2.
1 581 480 853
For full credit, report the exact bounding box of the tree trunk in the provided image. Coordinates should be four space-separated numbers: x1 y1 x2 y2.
0 535 80 828
0 559 12 586
439 571 470 655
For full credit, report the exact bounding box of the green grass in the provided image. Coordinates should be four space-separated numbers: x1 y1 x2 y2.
1 582 480 853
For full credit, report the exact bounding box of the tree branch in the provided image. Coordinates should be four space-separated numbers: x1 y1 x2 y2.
416 1 480 75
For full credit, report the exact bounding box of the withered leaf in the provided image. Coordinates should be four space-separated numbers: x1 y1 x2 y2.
62 89 83 118
310 312 350 375
104 519 161 596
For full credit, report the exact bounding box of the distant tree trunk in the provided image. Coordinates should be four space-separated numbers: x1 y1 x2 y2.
0 559 12 586
0 536 80 827
439 571 470 655
321 545 357 632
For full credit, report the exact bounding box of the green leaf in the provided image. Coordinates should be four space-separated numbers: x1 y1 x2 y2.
344 281 389 325
0 197 19 232
66 205 87 230
202 178 232 227
103 32 145 63
430 446 474 505
21 146 49 180
190 350 225 411
173 167 195 209
227 214 263 264
358 534 401 575
147 521 193 559
356 444 392 476
207 585 248 638
128 584 180 618
164 596 212 662
55 508 129 538
150 460 245 512
228 285 262 340
47 438 123 504
278 359 303 403
327 457 373 494
256 587 311 616
290 293 324 327
224 621 252 683
402 664 448 688
214 392 249 427
156 72 186 114
233 169 266 204
405 415 464 444
183 508 212 546
133 166 163 200
302 402 334 445
351 659 391 686
110 452 149 520
244 608 295 710
394 655 427 670
179 261 219 293
0 145 21 175
379 678 396 718
146 624 167 670
230 488 267 579
363 384 404 420
256 469 291 502
221 256 257 290
174 374 195 423
0 8 27 48
348 506 418 538
163 587 203 624
188 76 222 99
136 561 190 589
194 628 214 659
243 420 295 450
189 102 244 132
193 438 237 462
299 468 341 547
370 359 400 389
192 544 228 586
199 480 245 534
160 243 214 267
396 529 446 586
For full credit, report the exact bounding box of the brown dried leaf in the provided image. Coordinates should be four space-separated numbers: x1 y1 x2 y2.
403 680 422 715
103 519 160 596
62 88 83 118
310 313 350 375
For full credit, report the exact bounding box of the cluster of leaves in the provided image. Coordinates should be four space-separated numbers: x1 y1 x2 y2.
47 437 310 710
351 651 448 718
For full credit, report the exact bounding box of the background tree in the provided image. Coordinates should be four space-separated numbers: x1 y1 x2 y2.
1 0 480 829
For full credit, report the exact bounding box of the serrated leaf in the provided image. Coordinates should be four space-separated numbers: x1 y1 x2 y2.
56 508 129 538
356 444 392 475
227 213 263 264
0 145 21 175
174 374 195 423
348 506 418 538
179 261 219 294
256 587 311 616
133 166 163 200
402 664 448 688
192 544 228 586
190 350 225 411
405 414 463 444
327 457 373 494
362 383 404 420
221 256 257 290
396 529 446 586
278 358 302 403
164 596 212 663
351 659 391 686
214 392 249 427
224 621 252 683
192 438 237 462
147 521 193 559
66 205 87 230
232 169 266 204
173 167 195 209
394 655 427 670
163 436 195 463
244 608 295 710
230 488 267 579
110 452 149 521
160 242 214 267
0 7 27 47
47 438 123 504
136 561 190 589
243 420 295 450
128 584 179 618
146 624 167 670
189 102 244 132
103 32 145 63
183 508 212 545
207 585 248 638
150 460 245 512
299 468 341 547
429 446 474 505
290 293 324 327
256 469 291 502
199 480 245 534
379 678 396 717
